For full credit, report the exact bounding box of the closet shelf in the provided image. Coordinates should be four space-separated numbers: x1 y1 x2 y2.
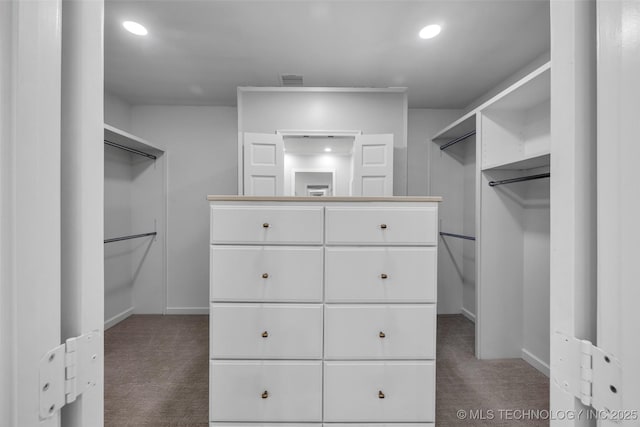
481 152 550 172
104 124 164 157
431 114 475 144
431 61 551 145
481 63 550 112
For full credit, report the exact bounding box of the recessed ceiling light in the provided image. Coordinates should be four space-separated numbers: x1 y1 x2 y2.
419 24 441 39
324 147 332 152
123 21 148 36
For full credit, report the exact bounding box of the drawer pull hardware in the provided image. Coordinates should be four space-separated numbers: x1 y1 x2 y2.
379 331 386 338
378 390 385 399
262 223 270 228
262 331 269 338
380 224 388 229
262 273 269 279
262 390 269 399
380 273 388 279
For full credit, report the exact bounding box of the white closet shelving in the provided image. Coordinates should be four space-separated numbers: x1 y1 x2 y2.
431 62 551 376
479 63 550 171
104 124 167 328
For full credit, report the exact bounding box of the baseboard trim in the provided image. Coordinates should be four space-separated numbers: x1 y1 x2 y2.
460 307 476 323
165 307 209 315
104 307 134 330
522 348 550 377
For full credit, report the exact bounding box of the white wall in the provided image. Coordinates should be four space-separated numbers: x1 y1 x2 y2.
130 153 167 315
104 91 167 325
522 196 550 370
462 141 476 318
104 91 135 325
239 90 408 195
105 90 132 132
131 106 238 313
104 147 134 324
408 109 471 315
284 153 351 196
407 109 463 196
103 96 460 313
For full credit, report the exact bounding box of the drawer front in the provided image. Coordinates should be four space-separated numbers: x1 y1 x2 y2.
323 362 435 422
211 206 323 244
325 207 437 245
324 305 435 360
210 361 322 422
212 425 321 427
325 247 436 302
210 246 323 302
210 304 323 359
326 424 434 427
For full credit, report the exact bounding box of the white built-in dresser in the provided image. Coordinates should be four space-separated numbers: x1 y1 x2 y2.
208 196 441 427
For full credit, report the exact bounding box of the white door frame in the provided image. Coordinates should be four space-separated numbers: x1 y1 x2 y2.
549 0 598 425
60 0 105 424
1 1 104 426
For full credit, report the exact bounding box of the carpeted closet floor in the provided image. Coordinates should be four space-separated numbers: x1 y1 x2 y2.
105 314 549 426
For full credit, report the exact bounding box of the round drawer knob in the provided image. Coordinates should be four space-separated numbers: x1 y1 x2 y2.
262 331 269 338
262 390 269 399
380 273 388 279
262 273 269 279
378 390 385 399
263 223 270 228
380 224 387 229
379 331 386 338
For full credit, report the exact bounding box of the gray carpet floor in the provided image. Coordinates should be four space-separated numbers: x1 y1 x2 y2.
435 315 549 426
105 314 549 426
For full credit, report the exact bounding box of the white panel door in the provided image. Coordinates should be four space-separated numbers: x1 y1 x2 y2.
351 134 393 196
243 132 284 196
597 1 640 424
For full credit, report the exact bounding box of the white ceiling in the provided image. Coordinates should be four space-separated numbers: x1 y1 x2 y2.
105 0 550 109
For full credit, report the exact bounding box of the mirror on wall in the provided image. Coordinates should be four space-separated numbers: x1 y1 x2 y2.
284 135 352 197
294 171 334 196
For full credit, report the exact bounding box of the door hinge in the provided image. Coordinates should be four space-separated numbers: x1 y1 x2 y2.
38 330 100 419
552 332 622 415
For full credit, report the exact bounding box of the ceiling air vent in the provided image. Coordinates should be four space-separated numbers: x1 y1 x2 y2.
280 74 303 87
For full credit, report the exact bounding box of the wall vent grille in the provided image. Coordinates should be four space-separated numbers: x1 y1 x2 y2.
280 74 303 87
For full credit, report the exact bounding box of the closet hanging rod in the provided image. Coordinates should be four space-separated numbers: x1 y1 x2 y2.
440 130 476 151
104 140 157 160
104 232 157 244
439 231 476 241
488 172 550 187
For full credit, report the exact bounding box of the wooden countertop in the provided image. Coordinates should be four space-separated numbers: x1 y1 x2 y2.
207 196 442 202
